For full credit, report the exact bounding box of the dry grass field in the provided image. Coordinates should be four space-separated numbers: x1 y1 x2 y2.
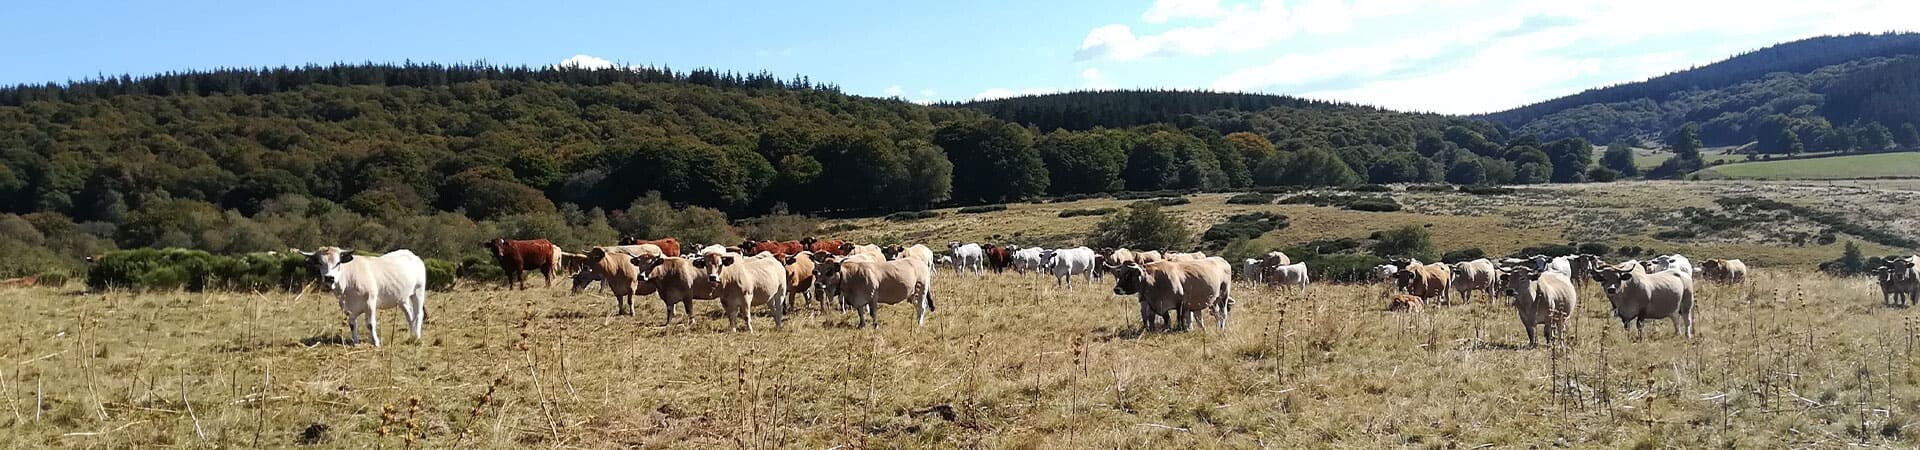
2 268 1918 448
3 180 1918 448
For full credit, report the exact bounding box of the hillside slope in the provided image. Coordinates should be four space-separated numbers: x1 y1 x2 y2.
1484 33 1920 146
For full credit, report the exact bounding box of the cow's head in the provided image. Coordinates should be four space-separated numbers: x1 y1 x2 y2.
740 239 760 251
839 242 857 254
785 251 808 265
1110 262 1145 295
882 244 904 260
294 247 356 292
629 254 666 282
1591 267 1634 295
1040 250 1059 269
1496 267 1540 297
1392 269 1418 290
482 238 508 257
798 237 816 248
813 258 844 295
692 253 736 283
947 242 960 251
570 271 596 294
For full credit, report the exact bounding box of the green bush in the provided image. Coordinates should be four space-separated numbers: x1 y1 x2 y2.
1057 208 1117 218
1652 230 1697 241
1344 198 1402 212
1114 190 1189 200
1576 243 1610 256
885 210 940 222
89 248 316 292
1370 225 1435 261
1440 248 1486 263
1225 193 1276 204
1298 254 1389 283
1404 184 1454 192
957 204 1008 214
35 272 71 288
1132 197 1190 207
1345 184 1392 192
1087 202 1191 250
1201 212 1290 248
1458 185 1514 195
425 258 459 291
1513 244 1579 258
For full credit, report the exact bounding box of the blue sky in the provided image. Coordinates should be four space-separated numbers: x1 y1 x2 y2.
3 0 1915 114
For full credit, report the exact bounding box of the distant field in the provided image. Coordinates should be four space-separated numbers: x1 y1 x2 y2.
1630 147 1757 169
1696 152 1920 180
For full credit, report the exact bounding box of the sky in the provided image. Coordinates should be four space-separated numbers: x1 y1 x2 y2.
2 0 1916 114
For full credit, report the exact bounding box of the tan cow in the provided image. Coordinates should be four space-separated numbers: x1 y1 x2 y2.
1698 259 1748 284
583 245 662 315
1096 248 1137 278
1134 250 1166 265
630 254 722 327
815 256 935 328
784 251 823 313
1591 264 1695 339
1386 294 1424 313
1110 257 1234 331
1164 251 1208 261
1394 263 1454 305
1498 266 1577 347
845 244 885 261
1449 258 1498 304
695 252 788 332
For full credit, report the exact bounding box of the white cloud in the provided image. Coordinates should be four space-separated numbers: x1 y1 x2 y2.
971 87 1059 101
1082 68 1118 90
883 85 904 97
1078 0 1442 61
555 54 617 69
1175 0 1920 113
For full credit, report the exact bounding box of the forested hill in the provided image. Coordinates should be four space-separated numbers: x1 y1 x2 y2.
1484 33 1920 146
957 90 1370 131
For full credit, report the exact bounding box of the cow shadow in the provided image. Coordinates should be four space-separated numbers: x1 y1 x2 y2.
299 334 351 347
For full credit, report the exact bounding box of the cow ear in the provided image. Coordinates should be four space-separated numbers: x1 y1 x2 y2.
340 251 355 263
722 256 736 266
1529 272 1543 281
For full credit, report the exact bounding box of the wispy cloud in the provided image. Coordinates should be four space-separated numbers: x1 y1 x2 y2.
554 54 618 69
1079 0 1920 113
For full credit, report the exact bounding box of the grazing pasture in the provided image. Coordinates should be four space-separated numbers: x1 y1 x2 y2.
1697 152 1920 180
2 267 1917 448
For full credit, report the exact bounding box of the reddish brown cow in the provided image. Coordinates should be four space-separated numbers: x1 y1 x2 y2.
743 240 805 259
984 244 1013 273
484 238 562 289
617 236 683 257
800 237 846 256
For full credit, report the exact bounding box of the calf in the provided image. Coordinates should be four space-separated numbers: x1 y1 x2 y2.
1109 258 1234 331
1014 247 1047 275
297 247 427 347
1265 262 1310 291
1386 294 1424 313
1449 258 1498 304
949 242 985 275
1498 267 1577 347
1592 264 1695 339
1242 259 1265 284
483 238 563 289
1699 259 1748 284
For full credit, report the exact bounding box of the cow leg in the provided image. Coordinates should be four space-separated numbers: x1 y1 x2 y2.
344 311 360 346
661 298 676 326
542 266 555 289
406 288 426 341
1139 302 1153 332
366 308 382 347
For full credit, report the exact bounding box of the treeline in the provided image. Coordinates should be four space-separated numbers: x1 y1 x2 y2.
1490 32 1920 140
957 90 1369 131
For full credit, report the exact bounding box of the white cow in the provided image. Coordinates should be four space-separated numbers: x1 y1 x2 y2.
1013 247 1048 275
949 242 985 275
1651 254 1694 279
1243 259 1267 284
1265 262 1310 291
1373 264 1400 284
1529 255 1573 277
296 247 428 347
1041 247 1098 287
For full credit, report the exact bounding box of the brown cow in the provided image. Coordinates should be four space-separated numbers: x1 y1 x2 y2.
801 237 847 256
743 240 805 259
784 251 824 313
582 245 661 315
630 254 722 327
483 238 563 289
984 244 1013 273
617 236 683 257
1394 263 1453 305
695 252 788 332
1110 257 1234 331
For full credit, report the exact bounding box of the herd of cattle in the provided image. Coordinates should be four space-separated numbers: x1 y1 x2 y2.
285 236 1920 348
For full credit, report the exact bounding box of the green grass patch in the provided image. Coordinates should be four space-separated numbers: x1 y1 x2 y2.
1696 152 1920 180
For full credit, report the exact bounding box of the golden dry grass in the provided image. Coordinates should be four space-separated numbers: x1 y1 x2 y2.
4 267 1920 448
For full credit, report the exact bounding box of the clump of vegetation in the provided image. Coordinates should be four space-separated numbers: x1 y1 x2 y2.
1200 212 1289 249
1457 185 1515 195
1057 208 1116 218
1345 184 1392 193
1344 198 1402 212
1087 202 1190 250
1370 225 1435 261
1404 184 1454 192
1440 248 1486 263
1133 197 1190 207
1114 190 1191 200
1652 230 1698 241
1513 243 1579 257
1225 193 1277 205
956 204 1008 214
84 248 465 293
885 210 940 222
1576 243 1611 256
1717 196 1920 249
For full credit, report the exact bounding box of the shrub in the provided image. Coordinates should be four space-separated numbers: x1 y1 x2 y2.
818 223 860 234
36 272 71 288
424 258 458 291
1286 238 1366 256
1458 185 1514 195
1087 202 1191 250
957 204 1008 214
1200 212 1289 248
885 210 940 222
1344 198 1402 212
1278 193 1347 206
1346 184 1392 192
1404 184 1453 192
1576 243 1611 256
1616 246 1644 257
1114 190 1189 200
1226 193 1276 205
87 248 219 291
1439 248 1486 263
1132 197 1190 207
1058 208 1117 218
1652 230 1697 241
1299 254 1390 283
1370 225 1435 260
1050 193 1103 203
